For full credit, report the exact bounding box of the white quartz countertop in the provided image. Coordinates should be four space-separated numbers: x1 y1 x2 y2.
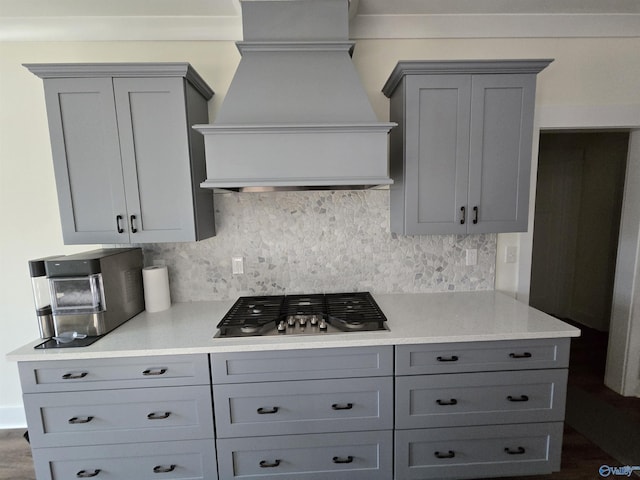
6 291 580 362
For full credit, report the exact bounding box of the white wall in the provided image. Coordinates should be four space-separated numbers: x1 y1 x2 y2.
2 36 640 426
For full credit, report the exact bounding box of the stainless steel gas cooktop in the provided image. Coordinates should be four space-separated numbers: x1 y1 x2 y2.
215 292 389 338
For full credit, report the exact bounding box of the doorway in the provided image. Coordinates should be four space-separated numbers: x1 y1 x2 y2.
530 131 628 332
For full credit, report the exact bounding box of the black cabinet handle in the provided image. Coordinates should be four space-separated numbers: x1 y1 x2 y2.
142 368 167 376
259 460 281 468
509 352 532 359
473 206 478 224
130 215 138 233
153 464 176 473
62 372 88 380
460 206 466 225
504 446 526 455
76 470 100 478
147 411 171 420
68 416 93 424
434 450 455 459
332 456 354 464
507 395 529 402
436 398 458 406
257 407 279 414
436 355 459 362
331 403 353 410
116 215 124 233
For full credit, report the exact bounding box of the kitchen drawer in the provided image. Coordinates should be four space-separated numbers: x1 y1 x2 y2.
211 346 392 383
396 338 570 375
24 385 214 448
396 369 567 429
217 430 392 479
18 354 210 393
32 438 217 480
395 422 563 479
214 376 393 438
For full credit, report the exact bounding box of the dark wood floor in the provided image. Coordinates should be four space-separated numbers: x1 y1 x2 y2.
1 323 638 480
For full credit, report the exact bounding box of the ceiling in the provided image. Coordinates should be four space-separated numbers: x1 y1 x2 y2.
1 0 639 41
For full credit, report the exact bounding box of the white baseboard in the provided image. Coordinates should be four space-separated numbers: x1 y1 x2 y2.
0 406 27 429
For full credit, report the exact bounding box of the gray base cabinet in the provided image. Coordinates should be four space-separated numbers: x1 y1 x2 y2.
382 60 552 235
394 338 570 479
19 354 217 480
25 63 215 244
211 346 394 479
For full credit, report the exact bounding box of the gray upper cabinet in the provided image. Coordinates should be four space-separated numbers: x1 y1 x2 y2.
383 60 551 235
26 63 216 244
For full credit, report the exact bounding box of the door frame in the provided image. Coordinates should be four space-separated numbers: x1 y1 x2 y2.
516 104 640 397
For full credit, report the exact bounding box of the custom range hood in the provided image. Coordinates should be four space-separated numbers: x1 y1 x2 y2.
194 0 396 192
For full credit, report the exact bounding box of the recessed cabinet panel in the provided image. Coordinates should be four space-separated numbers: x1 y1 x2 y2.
43 78 128 244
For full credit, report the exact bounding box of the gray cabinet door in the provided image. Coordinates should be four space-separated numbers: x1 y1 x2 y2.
404 75 471 235
114 77 197 242
43 78 129 244
467 74 536 233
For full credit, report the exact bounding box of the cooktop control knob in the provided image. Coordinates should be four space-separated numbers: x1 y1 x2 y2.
277 321 286 333
299 316 307 327
319 319 328 331
310 315 319 326
287 316 296 327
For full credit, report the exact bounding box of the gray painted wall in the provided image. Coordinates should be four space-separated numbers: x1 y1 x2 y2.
142 190 496 302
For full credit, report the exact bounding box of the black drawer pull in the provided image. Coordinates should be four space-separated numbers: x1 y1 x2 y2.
76 470 100 478
331 403 353 410
507 395 529 402
153 464 176 473
509 352 532 359
116 215 124 234
332 456 354 464
436 355 459 362
460 206 466 225
62 372 88 380
505 446 526 455
147 411 171 420
473 206 479 224
68 416 94 424
259 460 281 468
436 398 458 406
434 450 455 459
142 368 167 376
130 215 138 233
257 407 279 414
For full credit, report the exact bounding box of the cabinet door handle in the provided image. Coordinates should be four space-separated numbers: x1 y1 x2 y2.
507 395 529 402
332 456 354 464
257 407 279 414
504 446 526 455
147 411 171 420
331 403 353 410
434 450 455 459
130 215 138 233
436 398 458 406
68 416 94 424
62 372 88 380
259 460 281 468
76 470 101 478
153 464 176 473
142 368 167 376
116 215 124 234
509 352 532 359
473 206 478 224
436 355 459 362
460 206 466 225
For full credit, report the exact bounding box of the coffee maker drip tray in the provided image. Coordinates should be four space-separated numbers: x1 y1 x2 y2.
34 335 103 349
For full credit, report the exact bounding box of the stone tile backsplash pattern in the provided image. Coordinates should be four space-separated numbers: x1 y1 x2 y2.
143 191 496 302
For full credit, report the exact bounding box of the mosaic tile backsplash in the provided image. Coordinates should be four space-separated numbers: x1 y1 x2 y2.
143 190 496 302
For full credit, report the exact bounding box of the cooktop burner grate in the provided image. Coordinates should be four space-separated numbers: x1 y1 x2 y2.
215 292 387 337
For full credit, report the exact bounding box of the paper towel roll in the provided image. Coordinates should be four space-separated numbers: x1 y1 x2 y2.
142 266 171 313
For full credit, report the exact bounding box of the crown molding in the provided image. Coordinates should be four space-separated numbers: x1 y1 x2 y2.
1 13 639 42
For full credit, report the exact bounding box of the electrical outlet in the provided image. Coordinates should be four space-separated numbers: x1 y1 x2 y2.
465 249 478 266
505 246 518 264
232 256 244 275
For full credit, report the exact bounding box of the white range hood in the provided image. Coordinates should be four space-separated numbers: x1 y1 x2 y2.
194 0 396 192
